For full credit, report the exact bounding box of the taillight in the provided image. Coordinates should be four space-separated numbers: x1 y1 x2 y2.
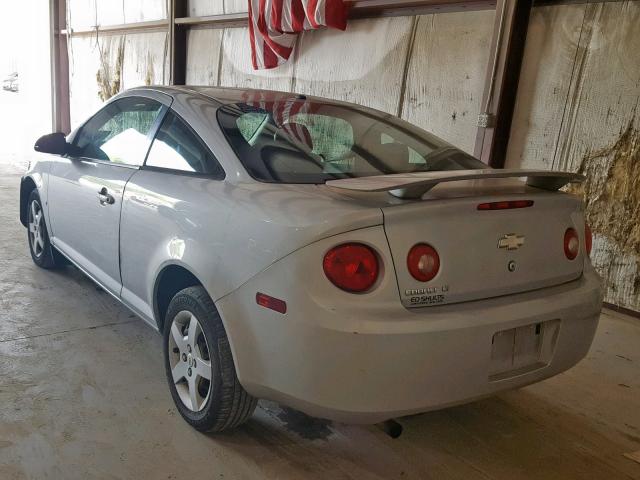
564 228 579 260
477 200 534 210
407 244 440 282
585 223 593 256
323 243 379 293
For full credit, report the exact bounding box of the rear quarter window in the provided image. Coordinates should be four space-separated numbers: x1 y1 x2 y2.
145 110 224 177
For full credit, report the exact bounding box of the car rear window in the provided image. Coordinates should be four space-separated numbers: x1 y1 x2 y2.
217 98 487 184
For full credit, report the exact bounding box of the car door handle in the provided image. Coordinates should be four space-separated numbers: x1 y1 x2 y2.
98 187 115 206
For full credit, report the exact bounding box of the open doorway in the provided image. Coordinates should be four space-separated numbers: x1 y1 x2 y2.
0 0 52 173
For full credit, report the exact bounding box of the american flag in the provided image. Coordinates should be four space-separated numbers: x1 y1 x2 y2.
248 0 350 70
241 91 319 147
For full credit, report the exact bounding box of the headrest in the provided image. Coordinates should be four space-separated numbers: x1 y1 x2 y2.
282 122 314 150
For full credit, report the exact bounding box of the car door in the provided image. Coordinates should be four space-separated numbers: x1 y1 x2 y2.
119 109 226 324
48 93 169 296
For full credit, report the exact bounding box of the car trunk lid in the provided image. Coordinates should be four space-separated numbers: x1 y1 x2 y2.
327 171 586 307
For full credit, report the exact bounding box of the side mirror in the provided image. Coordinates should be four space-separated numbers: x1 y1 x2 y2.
34 132 71 155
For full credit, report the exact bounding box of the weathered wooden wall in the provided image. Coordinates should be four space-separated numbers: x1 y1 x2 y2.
67 0 167 28
189 0 247 15
67 6 495 151
69 32 168 126
66 0 640 312
507 1 640 312
184 11 495 151
67 0 168 126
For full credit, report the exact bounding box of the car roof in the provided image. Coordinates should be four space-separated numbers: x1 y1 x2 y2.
126 85 315 106
124 85 390 121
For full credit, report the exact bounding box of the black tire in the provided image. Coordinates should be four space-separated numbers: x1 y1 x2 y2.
26 189 66 269
163 286 257 432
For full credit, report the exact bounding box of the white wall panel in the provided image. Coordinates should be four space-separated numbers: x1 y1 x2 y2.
67 0 96 30
505 6 586 169
219 28 294 91
554 2 640 313
186 28 223 85
68 35 124 127
224 0 248 13
507 1 640 312
69 31 168 126
121 32 168 90
95 0 125 26
68 0 167 27
293 17 413 114
401 11 494 154
188 0 225 17
124 0 167 22
93 0 125 25
552 2 640 172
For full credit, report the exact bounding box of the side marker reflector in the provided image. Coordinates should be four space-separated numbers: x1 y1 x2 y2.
256 292 287 314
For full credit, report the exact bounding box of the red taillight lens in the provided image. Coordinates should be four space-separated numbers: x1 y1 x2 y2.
564 228 579 260
585 223 593 256
407 244 440 282
256 292 287 314
323 243 379 293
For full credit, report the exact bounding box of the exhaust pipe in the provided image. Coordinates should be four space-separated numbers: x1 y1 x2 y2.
377 419 403 438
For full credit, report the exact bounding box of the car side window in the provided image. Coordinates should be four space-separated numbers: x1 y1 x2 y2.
74 96 163 166
145 110 224 177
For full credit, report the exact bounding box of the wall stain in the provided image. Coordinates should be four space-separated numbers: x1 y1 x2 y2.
96 39 125 101
569 116 640 298
573 117 640 256
144 52 155 86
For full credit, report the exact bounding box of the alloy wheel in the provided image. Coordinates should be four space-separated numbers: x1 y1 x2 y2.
28 199 45 258
168 311 212 412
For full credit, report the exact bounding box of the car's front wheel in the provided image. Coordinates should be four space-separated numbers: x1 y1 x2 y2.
27 189 65 269
163 286 257 432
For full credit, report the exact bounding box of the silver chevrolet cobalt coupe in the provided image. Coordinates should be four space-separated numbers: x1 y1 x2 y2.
21 87 602 432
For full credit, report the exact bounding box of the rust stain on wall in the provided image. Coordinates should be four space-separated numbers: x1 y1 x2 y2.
96 40 125 101
145 53 155 86
574 117 640 258
569 117 640 303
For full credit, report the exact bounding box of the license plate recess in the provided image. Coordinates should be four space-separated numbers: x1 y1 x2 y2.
489 320 560 381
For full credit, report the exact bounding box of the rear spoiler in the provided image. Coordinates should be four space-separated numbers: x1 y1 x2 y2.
325 169 584 199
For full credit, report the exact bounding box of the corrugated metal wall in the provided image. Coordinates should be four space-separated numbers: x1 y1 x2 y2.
66 0 640 313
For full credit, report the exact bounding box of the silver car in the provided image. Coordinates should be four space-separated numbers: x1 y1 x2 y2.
21 86 603 432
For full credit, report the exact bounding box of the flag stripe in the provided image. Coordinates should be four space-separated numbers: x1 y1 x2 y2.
250 0 350 69
306 0 320 29
291 0 305 32
271 0 285 33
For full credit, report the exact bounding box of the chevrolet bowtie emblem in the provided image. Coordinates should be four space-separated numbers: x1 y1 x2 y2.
498 233 525 251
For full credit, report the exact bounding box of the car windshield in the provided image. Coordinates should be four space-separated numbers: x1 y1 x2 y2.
217 98 487 184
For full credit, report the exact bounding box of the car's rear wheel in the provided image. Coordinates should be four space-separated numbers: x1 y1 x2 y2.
163 286 257 432
27 189 65 269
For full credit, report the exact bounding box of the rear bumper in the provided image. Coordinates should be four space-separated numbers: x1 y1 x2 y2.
217 244 602 424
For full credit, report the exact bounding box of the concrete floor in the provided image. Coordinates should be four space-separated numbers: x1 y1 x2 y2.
1 164 639 480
